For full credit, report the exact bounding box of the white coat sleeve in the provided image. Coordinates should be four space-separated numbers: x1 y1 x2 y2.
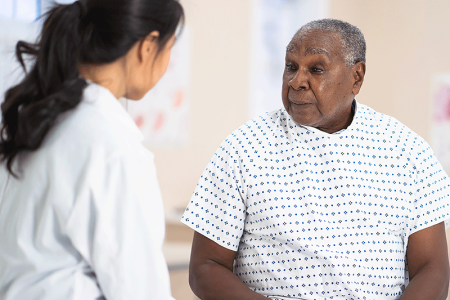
65 149 174 300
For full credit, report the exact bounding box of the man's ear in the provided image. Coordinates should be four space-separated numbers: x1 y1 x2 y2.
137 30 160 62
351 61 366 96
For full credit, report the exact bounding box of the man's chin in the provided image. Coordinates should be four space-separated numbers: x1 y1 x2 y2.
287 112 318 128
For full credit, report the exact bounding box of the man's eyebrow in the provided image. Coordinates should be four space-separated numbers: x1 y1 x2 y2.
304 47 330 57
286 44 296 52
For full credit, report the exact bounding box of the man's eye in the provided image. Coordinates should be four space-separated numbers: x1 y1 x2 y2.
285 64 296 71
311 67 323 73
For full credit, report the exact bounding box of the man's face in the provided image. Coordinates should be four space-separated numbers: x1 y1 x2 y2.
282 30 359 133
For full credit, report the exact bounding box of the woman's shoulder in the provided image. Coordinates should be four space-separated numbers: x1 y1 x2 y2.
42 84 149 165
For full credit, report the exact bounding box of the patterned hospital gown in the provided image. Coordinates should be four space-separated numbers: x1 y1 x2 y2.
181 101 450 300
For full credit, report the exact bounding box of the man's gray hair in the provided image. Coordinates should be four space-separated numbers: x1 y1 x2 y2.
297 19 366 66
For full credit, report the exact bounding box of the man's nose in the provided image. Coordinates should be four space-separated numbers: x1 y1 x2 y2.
289 70 309 90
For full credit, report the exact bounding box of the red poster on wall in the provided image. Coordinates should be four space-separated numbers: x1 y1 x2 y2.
430 74 450 172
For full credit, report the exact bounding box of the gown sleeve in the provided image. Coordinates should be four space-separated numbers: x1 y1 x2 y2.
181 136 248 251
408 138 450 235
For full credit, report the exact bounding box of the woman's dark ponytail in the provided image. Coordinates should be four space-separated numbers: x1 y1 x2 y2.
1 2 87 175
0 0 184 176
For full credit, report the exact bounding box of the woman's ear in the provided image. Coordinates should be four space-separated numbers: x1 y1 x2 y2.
352 61 366 96
137 30 160 63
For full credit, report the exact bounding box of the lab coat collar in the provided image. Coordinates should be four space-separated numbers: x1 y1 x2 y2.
82 82 145 142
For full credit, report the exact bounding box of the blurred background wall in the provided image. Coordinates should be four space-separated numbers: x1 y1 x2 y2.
152 0 252 215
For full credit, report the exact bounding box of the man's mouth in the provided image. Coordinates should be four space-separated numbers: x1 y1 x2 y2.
289 100 312 106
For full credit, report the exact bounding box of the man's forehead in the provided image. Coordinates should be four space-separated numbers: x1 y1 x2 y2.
286 29 341 54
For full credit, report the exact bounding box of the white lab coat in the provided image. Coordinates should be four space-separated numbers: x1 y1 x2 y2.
0 83 174 300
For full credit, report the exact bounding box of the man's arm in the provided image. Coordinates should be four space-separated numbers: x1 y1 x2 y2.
189 232 268 300
401 221 449 300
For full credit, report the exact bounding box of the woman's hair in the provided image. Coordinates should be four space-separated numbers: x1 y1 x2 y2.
0 0 184 175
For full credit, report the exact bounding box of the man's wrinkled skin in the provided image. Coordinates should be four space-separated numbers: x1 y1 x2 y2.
282 30 365 133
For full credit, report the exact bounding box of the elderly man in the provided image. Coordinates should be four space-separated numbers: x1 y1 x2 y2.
182 19 450 300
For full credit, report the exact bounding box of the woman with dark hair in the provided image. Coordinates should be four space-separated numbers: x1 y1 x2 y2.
0 0 184 299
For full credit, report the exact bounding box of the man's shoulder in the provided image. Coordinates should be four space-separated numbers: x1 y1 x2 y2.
357 103 413 133
356 102 429 151
224 109 284 144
